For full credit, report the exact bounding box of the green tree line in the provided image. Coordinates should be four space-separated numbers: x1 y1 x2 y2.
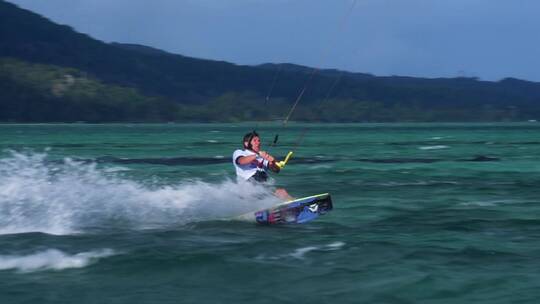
1 0 540 122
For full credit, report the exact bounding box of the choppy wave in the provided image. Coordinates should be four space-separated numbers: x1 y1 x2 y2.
92 155 501 166
289 241 345 259
257 241 346 260
0 249 115 273
0 151 280 235
419 145 449 150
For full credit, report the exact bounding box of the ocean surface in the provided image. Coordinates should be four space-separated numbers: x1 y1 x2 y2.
0 123 539 303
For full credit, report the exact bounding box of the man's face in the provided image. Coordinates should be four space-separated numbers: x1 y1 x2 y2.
249 136 261 152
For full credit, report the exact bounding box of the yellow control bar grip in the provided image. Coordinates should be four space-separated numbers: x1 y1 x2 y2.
276 151 294 169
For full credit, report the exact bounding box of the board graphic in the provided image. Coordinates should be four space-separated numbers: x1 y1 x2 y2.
237 193 333 225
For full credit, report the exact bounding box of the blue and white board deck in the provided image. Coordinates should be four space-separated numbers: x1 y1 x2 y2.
236 193 333 225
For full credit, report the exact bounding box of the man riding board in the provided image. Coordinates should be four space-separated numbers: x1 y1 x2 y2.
232 131 291 200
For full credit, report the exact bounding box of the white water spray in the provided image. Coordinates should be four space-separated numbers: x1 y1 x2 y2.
0 151 280 235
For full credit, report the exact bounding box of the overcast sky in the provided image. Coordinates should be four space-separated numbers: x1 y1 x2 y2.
8 0 540 81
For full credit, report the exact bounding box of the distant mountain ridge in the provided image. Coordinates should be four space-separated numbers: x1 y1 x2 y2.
110 43 176 57
1 0 539 122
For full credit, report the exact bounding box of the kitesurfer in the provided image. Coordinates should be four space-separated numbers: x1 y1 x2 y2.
232 131 291 200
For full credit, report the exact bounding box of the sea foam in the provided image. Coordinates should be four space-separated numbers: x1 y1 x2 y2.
0 249 115 273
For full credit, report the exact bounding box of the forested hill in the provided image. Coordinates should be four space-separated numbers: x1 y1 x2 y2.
1 0 539 122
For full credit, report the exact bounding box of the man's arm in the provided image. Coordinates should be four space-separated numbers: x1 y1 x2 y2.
268 161 281 173
259 151 280 173
236 151 280 172
236 154 258 165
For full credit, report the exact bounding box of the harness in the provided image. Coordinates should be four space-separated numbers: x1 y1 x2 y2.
250 170 269 183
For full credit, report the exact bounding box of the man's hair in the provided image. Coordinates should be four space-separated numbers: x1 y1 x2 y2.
243 131 259 149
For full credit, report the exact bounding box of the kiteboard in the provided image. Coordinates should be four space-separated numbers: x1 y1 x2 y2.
236 193 333 225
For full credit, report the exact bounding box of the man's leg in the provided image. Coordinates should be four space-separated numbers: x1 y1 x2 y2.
275 188 293 201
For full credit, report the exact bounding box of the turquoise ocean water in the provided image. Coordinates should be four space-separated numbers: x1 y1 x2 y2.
0 123 539 303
